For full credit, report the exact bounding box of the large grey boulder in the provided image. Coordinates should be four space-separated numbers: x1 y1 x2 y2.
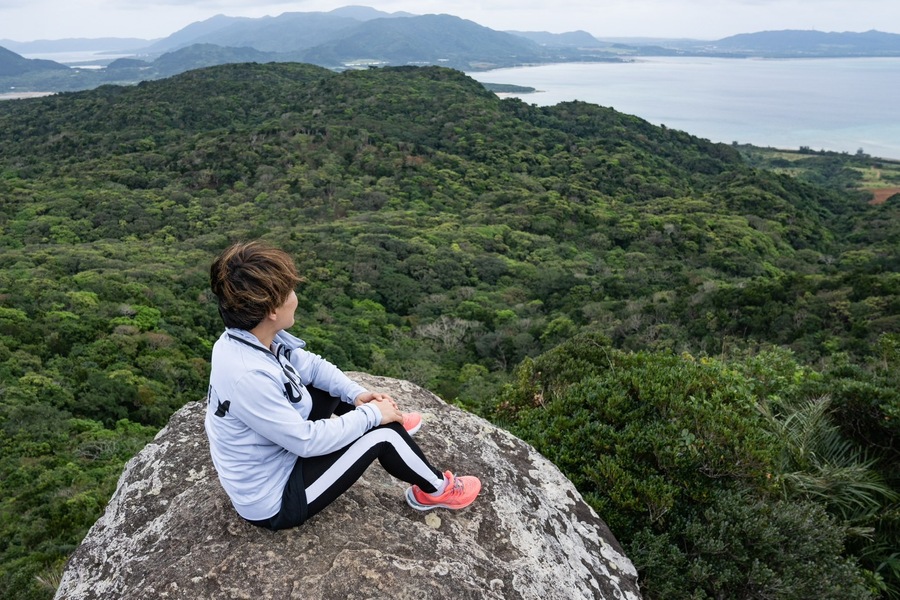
55 373 641 599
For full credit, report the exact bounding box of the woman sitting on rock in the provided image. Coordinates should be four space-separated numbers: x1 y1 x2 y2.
205 241 481 530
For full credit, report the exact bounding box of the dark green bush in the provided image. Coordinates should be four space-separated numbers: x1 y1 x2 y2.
490 332 875 599
632 490 873 599
494 333 774 535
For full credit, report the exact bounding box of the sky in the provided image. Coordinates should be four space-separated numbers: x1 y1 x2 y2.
1 0 900 43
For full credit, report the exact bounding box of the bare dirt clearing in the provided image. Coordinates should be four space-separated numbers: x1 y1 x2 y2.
866 187 900 205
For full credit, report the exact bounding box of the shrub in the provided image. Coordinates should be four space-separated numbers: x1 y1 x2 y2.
491 332 873 599
632 490 874 599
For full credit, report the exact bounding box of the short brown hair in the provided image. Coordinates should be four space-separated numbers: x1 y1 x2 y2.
210 241 302 330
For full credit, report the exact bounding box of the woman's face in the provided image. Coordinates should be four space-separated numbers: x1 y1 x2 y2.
273 290 298 331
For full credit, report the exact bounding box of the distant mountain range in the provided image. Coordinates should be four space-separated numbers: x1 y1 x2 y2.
700 29 900 56
2 6 900 94
298 14 548 68
142 7 415 55
507 30 607 48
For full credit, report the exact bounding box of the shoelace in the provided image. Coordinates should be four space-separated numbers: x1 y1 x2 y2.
444 476 466 497
426 475 455 499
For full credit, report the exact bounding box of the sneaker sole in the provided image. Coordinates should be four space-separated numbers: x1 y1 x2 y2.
406 487 442 511
404 420 422 436
405 486 478 511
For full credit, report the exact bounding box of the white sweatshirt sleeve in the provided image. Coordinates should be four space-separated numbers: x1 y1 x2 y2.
276 331 368 404
228 369 382 457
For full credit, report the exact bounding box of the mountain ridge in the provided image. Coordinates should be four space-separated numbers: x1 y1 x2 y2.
701 28 900 55
298 14 546 68
507 29 606 47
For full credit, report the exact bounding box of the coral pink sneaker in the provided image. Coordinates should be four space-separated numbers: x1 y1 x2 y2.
402 412 422 436
406 471 481 511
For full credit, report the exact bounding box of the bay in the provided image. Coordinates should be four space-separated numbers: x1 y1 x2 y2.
468 57 900 161
21 51 137 70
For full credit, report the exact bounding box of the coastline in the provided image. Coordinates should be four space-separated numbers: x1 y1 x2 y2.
0 91 56 101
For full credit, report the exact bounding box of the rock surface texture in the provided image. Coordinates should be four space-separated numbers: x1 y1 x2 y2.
55 373 642 600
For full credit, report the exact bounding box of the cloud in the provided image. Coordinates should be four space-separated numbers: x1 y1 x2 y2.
0 0 38 8
106 0 307 8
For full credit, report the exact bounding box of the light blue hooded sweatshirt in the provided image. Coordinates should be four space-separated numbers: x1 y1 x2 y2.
204 328 379 521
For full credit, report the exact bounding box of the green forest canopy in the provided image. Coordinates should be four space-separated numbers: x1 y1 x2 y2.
0 63 897 599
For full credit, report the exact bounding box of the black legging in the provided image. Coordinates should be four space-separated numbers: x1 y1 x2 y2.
247 387 443 531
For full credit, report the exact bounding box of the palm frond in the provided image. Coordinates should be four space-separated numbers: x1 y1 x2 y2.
762 395 898 520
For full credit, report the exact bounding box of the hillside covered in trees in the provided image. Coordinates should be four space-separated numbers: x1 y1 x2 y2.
0 63 897 599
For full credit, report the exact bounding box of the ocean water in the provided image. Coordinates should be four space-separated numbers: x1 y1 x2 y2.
22 51 136 64
468 57 900 161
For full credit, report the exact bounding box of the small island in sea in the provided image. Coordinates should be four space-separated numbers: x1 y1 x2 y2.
481 82 537 94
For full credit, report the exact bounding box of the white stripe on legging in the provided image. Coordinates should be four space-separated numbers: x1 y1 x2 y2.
304 427 442 504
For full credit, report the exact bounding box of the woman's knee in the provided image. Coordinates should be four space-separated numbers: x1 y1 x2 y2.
381 421 406 434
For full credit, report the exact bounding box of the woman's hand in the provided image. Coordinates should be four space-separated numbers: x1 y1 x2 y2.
355 391 402 425
354 391 395 406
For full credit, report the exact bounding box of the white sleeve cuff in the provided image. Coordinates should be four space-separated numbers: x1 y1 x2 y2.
357 403 382 429
343 383 368 405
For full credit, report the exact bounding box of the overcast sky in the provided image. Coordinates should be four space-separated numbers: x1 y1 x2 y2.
2 0 899 43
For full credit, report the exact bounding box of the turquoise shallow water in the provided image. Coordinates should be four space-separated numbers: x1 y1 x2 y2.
469 57 900 160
